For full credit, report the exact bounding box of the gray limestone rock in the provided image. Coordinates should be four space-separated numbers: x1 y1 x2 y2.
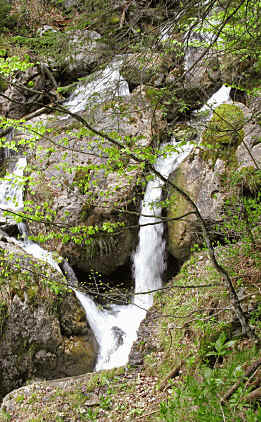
0 240 97 400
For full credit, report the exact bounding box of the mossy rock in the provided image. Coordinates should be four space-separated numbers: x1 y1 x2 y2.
121 52 173 86
201 104 245 166
167 164 197 261
0 77 8 92
172 123 197 142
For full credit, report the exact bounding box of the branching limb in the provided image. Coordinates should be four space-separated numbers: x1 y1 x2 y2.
221 358 261 403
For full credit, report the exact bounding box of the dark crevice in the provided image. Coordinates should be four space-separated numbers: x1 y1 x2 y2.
230 87 247 104
0 224 19 237
164 252 180 282
73 259 134 305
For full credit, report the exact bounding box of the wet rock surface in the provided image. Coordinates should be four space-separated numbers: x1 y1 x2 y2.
25 92 152 274
0 240 97 400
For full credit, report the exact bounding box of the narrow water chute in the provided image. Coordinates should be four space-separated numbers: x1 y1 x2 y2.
0 156 27 221
75 140 193 370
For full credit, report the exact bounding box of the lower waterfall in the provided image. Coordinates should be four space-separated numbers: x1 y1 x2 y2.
75 140 192 370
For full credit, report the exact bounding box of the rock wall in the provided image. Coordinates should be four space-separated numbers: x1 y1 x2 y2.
167 102 261 261
23 90 153 274
0 239 97 400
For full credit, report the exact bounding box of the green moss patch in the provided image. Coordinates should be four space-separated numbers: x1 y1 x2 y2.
201 104 245 166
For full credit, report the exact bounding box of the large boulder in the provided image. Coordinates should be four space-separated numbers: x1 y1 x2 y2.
0 237 97 400
60 29 108 80
167 102 261 261
24 88 153 275
120 52 175 87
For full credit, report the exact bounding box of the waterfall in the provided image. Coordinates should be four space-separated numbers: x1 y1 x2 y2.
0 81 231 375
0 157 62 273
0 157 27 223
75 140 192 370
63 57 130 114
0 139 191 370
133 141 193 310
199 85 231 114
0 118 192 371
0 55 230 372
66 79 230 370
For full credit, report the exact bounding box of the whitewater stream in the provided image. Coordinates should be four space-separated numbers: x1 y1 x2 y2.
0 157 26 223
0 52 231 371
75 140 192 370
62 57 130 114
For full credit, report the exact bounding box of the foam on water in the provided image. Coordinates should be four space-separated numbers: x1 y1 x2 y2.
63 58 130 114
75 140 193 370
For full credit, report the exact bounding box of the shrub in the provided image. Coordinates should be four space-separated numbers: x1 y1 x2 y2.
0 0 12 31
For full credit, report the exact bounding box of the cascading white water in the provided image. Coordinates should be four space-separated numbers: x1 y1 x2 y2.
16 222 62 274
133 141 193 310
0 157 26 223
63 57 130 114
75 140 193 370
199 85 231 114
0 156 62 273
74 290 140 370
0 50 231 372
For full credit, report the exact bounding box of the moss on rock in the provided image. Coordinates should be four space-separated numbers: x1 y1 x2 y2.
167 161 198 261
0 242 97 400
201 104 245 166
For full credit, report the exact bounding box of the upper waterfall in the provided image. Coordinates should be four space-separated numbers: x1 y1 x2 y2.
0 157 26 223
199 85 231 114
63 57 130 114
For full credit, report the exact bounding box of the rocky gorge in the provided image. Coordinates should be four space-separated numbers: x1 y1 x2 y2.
0 0 260 421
